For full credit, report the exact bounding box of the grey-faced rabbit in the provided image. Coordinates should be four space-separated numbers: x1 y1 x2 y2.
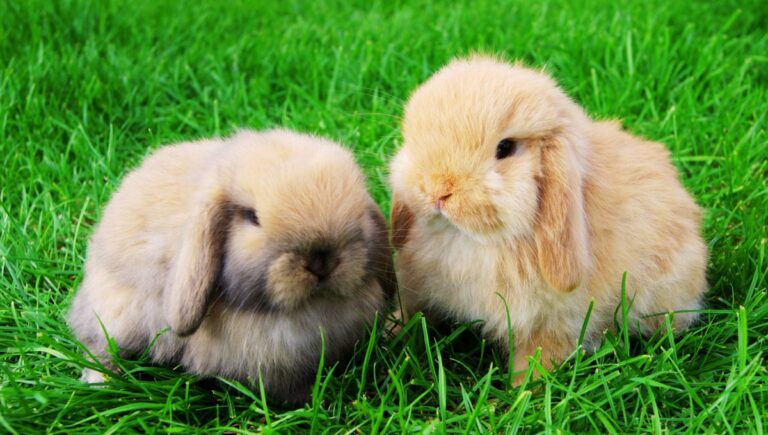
69 129 396 403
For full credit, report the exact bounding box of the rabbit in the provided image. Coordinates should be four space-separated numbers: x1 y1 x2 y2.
68 129 396 404
389 55 708 380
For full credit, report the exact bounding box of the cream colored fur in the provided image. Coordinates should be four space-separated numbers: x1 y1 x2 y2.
389 56 708 378
69 129 395 403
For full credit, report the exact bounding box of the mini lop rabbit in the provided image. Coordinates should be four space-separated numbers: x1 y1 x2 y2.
69 129 396 403
389 56 707 378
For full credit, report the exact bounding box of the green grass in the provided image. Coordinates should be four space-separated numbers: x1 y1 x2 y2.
1 0 767 432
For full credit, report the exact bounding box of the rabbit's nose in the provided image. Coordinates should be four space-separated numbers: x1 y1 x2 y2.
305 247 340 280
435 193 453 210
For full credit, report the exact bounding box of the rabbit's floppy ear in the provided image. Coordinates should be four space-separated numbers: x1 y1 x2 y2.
368 206 398 301
390 193 414 251
164 176 232 336
534 135 590 292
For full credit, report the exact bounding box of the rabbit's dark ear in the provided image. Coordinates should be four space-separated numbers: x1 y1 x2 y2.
164 183 232 336
368 206 398 302
534 136 590 292
390 193 414 251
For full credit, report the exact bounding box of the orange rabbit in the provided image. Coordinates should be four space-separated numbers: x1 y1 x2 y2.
389 55 707 377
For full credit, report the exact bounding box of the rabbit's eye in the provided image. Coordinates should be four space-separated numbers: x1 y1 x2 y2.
495 139 518 159
243 208 260 226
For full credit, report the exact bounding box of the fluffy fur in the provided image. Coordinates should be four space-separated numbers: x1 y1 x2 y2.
69 129 396 404
389 56 708 379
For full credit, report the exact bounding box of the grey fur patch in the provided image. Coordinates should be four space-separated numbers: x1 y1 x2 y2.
219 250 280 313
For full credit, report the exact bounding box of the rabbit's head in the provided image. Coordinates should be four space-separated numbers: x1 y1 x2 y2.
391 55 591 292
166 130 395 336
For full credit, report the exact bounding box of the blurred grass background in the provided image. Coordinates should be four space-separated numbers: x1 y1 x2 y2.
1 0 766 432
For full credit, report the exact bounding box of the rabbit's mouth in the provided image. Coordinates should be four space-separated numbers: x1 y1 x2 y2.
309 276 338 296
425 198 505 238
